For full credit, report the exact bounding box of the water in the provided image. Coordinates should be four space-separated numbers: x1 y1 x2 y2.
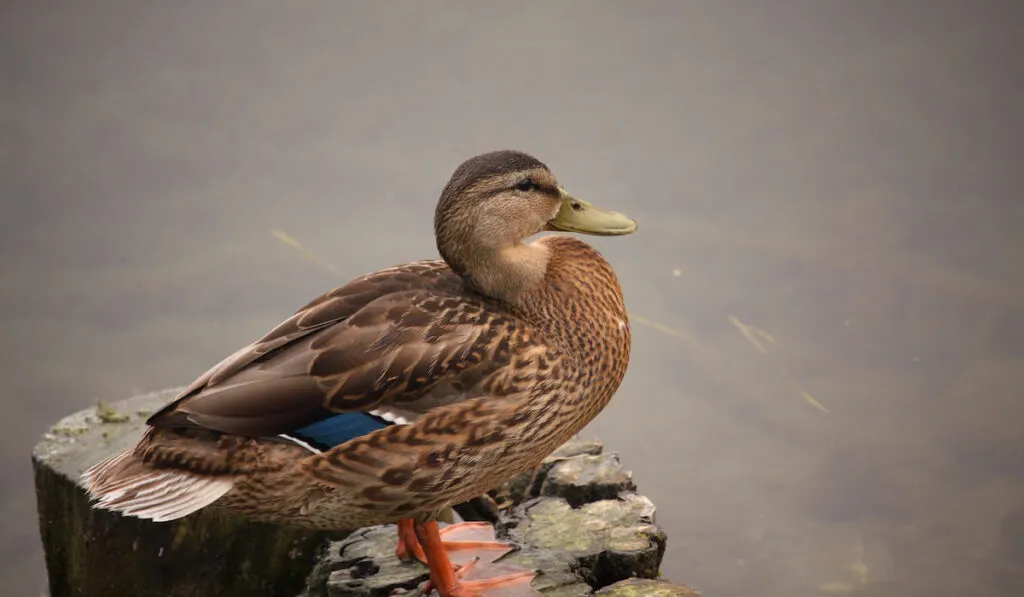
2 2 1022 596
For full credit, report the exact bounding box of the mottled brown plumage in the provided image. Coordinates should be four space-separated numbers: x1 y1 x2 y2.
82 150 636 595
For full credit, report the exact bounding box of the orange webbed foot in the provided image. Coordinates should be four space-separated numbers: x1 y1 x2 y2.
413 520 540 597
426 557 539 597
395 520 515 567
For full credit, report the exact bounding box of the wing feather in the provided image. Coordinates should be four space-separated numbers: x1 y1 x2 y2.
146 261 544 442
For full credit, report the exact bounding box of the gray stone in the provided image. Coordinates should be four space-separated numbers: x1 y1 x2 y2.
499 494 666 589
503 437 605 506
594 579 701 597
321 526 428 597
315 523 591 597
33 389 330 597
539 453 636 508
314 491 666 597
308 437 665 596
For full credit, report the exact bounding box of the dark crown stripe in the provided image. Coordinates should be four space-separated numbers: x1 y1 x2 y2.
441 150 549 200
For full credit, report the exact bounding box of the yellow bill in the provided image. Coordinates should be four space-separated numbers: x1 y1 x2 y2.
546 188 637 236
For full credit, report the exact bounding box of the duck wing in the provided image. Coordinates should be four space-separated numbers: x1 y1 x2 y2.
146 260 549 445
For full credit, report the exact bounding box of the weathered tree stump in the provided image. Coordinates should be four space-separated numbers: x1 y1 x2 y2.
33 389 331 597
34 393 689 597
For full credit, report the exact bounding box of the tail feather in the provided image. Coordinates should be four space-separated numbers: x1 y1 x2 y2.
81 448 234 522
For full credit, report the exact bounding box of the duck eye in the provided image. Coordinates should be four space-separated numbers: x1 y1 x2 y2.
515 178 535 192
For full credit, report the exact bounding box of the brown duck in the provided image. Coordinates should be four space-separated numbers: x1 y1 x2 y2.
83 150 636 597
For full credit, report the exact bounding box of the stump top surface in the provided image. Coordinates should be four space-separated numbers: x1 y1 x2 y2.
33 387 182 483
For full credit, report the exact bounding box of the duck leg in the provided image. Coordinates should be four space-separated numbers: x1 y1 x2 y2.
396 518 428 562
395 518 515 567
414 520 539 597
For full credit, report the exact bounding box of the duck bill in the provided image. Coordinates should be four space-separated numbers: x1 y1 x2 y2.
545 189 637 236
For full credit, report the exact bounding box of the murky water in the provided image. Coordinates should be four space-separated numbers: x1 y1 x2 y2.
3 2 1022 596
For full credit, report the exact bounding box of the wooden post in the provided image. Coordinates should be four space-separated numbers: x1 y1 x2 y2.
32 389 331 597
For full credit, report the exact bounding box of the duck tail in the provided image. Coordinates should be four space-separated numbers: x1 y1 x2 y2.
81 447 234 523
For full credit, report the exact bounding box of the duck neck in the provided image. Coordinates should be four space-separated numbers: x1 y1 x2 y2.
443 240 551 306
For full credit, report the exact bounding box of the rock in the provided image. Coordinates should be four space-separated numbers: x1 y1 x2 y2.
499 494 666 589
594 579 701 597
502 437 605 505
314 524 592 597
539 453 636 508
307 437 665 597
315 526 428 597
312 493 665 596
33 389 330 597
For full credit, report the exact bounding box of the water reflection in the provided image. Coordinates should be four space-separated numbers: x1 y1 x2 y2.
2 2 1022 596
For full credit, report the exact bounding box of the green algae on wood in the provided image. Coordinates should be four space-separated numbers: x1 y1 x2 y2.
94 400 130 423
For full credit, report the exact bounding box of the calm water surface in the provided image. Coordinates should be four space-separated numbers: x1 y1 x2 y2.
2 2 1022 596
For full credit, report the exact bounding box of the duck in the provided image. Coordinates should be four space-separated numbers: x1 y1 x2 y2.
82 150 636 597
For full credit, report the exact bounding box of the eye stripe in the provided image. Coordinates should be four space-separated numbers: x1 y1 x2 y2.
470 174 561 200
537 184 561 197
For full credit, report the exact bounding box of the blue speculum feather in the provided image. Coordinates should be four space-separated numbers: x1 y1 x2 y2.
290 412 390 450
